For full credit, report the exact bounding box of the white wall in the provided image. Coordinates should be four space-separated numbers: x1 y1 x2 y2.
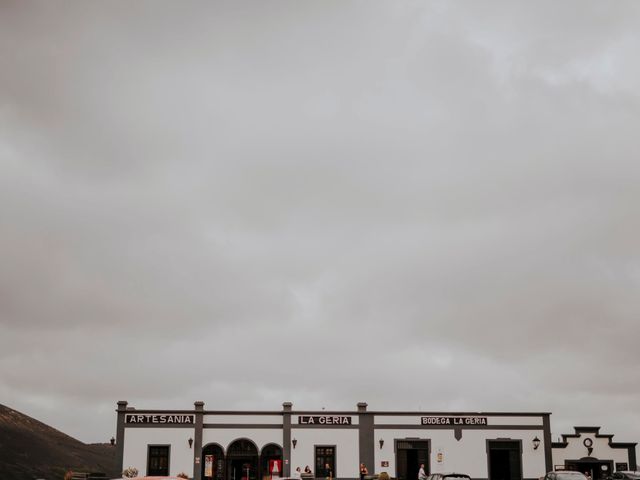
553 435 630 466
290 428 360 478
487 417 544 426
374 429 547 479
120 414 552 480
204 415 283 424
123 427 195 477
373 416 542 426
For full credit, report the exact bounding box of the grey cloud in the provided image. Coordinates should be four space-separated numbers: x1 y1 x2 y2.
1 0 639 444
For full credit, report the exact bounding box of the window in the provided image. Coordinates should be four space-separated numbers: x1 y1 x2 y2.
148 445 170 476
315 446 336 478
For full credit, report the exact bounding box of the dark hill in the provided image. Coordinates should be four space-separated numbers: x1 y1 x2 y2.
0 404 117 480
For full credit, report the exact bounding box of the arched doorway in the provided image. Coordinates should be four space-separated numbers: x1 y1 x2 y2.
227 439 259 480
260 443 283 480
565 457 614 480
202 443 225 480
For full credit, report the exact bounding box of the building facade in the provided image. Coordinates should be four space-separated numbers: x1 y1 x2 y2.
115 402 637 480
115 401 572 480
552 427 637 480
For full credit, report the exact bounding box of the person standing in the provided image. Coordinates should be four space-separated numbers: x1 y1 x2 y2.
360 463 369 480
418 464 427 480
325 463 333 480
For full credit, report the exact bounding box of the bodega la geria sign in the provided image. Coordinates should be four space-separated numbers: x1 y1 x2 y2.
421 416 487 425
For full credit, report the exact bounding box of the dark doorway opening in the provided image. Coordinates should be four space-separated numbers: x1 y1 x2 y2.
261 443 283 480
202 443 225 480
396 440 430 480
315 446 336 478
147 445 170 476
487 440 522 480
565 458 614 480
227 439 259 480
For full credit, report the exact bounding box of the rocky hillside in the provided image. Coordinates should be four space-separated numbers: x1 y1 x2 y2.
0 404 118 480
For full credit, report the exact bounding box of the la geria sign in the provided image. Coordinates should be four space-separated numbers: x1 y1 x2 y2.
298 415 352 425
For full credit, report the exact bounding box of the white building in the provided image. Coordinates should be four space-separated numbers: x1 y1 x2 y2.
115 402 636 480
552 427 637 479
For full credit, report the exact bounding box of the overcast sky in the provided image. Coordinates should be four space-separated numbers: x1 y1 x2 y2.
1 1 639 445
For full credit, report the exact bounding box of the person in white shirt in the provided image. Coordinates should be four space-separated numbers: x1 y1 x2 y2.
418 464 427 480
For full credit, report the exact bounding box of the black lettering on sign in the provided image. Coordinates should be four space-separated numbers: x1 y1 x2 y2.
421 416 487 426
298 415 352 425
125 414 195 425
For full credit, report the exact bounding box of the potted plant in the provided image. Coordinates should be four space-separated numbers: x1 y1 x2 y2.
122 466 139 478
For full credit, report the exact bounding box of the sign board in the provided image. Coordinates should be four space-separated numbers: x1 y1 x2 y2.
421 416 487 426
381 461 389 468
205 455 214 477
125 413 195 424
298 415 352 425
616 463 628 472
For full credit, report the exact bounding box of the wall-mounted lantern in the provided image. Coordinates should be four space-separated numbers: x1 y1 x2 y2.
110 437 115 446
292 438 297 449
188 437 194 449
379 439 384 449
533 437 540 450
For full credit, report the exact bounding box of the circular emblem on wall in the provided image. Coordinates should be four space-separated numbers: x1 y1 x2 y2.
583 438 593 448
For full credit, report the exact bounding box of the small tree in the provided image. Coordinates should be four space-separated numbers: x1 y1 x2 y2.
177 473 189 479
379 472 391 480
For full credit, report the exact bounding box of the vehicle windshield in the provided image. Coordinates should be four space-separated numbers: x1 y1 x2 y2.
556 474 587 480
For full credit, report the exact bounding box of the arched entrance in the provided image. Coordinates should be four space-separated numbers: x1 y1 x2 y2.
227 439 259 480
202 443 225 480
565 457 614 480
260 443 283 480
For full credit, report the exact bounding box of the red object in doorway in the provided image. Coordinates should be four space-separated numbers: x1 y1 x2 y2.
269 460 283 479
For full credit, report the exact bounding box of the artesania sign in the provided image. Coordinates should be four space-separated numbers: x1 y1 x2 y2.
421 416 487 425
298 415 352 425
126 414 196 424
